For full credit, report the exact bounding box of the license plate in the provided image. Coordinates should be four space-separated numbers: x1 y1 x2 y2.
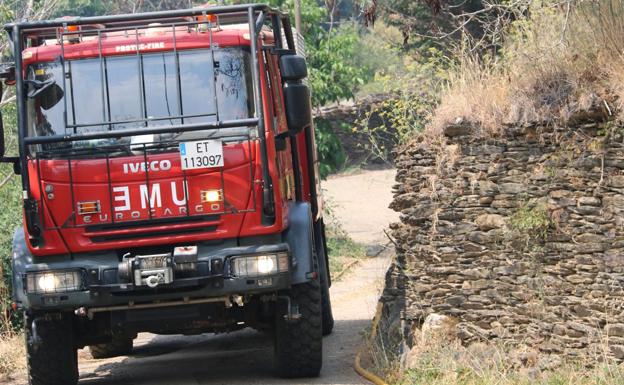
179 140 224 170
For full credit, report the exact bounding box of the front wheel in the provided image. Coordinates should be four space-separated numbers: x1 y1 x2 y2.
315 220 334 336
26 313 78 385
274 280 323 378
320 274 334 336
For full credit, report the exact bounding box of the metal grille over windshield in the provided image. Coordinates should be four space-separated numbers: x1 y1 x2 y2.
23 26 261 230
10 5 297 236
27 47 254 152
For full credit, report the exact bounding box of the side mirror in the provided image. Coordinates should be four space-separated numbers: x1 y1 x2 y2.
280 54 308 81
283 82 312 134
26 79 64 110
280 54 312 134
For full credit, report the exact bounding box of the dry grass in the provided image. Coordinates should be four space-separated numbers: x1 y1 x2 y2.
366 331 624 385
0 332 25 382
428 0 624 136
364 310 624 385
395 338 624 385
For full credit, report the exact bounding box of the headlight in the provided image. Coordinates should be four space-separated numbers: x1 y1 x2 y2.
231 253 289 277
26 270 83 294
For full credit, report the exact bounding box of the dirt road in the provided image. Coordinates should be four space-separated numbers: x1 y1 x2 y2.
322 168 398 245
13 169 399 385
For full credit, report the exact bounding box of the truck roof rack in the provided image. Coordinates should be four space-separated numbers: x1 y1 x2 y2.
4 4 281 32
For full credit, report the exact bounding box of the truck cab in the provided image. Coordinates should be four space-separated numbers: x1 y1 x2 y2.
0 4 333 384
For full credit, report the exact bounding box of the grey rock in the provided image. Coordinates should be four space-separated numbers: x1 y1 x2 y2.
606 324 624 337
475 214 506 231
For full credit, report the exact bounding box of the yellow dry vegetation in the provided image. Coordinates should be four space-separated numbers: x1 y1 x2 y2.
396 339 624 385
429 0 624 136
0 333 25 382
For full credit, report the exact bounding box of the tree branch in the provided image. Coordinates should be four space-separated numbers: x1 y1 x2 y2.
0 172 13 190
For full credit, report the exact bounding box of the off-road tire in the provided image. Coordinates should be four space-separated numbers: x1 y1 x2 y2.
89 335 133 359
315 221 334 336
26 314 78 385
320 274 334 335
274 280 323 378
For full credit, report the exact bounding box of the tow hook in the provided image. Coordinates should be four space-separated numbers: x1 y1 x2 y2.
278 295 301 322
29 318 42 352
145 274 162 288
75 307 87 317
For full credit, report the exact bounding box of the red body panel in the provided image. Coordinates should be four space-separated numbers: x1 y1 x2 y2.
28 141 288 255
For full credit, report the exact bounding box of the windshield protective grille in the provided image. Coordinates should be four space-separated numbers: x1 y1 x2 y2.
12 6 297 237
22 19 262 230
27 47 254 152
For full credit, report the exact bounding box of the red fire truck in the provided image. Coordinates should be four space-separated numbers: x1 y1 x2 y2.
0 4 333 384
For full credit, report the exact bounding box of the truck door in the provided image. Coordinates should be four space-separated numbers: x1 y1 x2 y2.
263 50 295 203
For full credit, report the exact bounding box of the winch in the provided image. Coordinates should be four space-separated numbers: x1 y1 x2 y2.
118 252 174 288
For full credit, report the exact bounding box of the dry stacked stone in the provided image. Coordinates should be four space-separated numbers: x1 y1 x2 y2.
382 123 624 362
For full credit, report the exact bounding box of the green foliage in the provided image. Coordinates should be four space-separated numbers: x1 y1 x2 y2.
308 24 369 106
52 0 108 17
314 118 347 178
259 0 369 106
354 44 450 161
52 0 197 17
0 176 21 333
0 101 22 333
509 203 551 242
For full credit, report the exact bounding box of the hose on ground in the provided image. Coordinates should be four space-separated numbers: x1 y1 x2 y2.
353 302 390 385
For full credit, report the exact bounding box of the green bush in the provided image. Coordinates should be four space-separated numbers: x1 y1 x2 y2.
0 175 22 333
354 45 450 162
308 24 370 106
314 118 347 178
0 101 22 333
509 203 551 244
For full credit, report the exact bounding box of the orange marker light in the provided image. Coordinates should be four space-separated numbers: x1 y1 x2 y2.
197 14 217 23
196 13 218 33
77 201 101 215
57 23 81 44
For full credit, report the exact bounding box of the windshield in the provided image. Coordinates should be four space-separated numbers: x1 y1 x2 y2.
26 47 254 154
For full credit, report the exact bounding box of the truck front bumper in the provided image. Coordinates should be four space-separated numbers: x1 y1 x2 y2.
17 243 292 311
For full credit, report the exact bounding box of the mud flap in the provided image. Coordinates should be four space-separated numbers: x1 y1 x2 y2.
282 202 316 284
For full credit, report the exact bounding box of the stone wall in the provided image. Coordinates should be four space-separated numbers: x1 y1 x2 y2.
382 122 624 363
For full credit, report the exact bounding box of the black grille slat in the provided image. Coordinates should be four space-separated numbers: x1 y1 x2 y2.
90 225 217 243
85 214 220 232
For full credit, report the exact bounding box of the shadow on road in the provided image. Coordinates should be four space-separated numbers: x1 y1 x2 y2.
79 319 369 385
